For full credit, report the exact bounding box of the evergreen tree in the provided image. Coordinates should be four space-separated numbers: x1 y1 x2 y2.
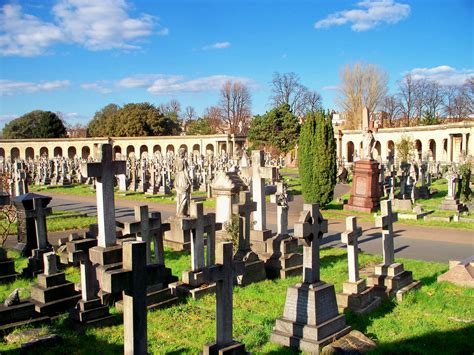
298 112 318 203
3 110 67 139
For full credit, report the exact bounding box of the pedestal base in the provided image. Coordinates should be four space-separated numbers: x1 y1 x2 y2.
336 279 381 315
344 159 381 213
234 251 266 286
203 341 246 355
439 198 464 212
70 299 115 327
0 258 19 284
367 263 421 301
271 281 351 353
22 247 53 278
163 216 191 251
0 301 50 335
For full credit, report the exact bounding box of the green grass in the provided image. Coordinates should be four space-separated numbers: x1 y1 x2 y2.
0 247 472 354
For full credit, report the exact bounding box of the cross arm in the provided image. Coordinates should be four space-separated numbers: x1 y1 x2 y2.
81 162 102 178
24 207 52 218
258 166 278 180
102 268 132 294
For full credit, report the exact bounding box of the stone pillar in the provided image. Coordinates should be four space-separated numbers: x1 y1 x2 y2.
447 134 452 162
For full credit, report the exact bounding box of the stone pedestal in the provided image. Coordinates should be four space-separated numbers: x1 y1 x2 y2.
344 159 380 213
22 247 53 278
234 250 266 286
30 272 81 316
169 269 216 300
163 216 191 251
0 248 19 284
271 282 351 353
367 263 421 302
0 301 50 335
256 234 302 279
336 279 381 315
89 245 123 305
439 197 463 212
203 341 246 355
70 298 115 326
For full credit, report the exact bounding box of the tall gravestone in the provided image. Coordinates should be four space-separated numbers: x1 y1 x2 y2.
271 204 351 353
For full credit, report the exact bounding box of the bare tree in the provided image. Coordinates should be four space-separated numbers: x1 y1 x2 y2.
381 95 401 127
424 80 444 119
444 83 472 121
218 80 252 134
159 99 181 116
203 106 224 133
336 62 388 129
397 74 417 126
183 106 196 122
301 90 323 116
413 78 429 121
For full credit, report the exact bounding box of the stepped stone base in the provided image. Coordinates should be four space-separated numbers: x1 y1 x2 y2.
70 298 115 326
163 216 191 251
271 281 351 353
203 341 246 355
169 269 216 300
0 258 19 284
439 198 464 212
234 251 266 286
367 263 421 301
116 287 179 311
0 301 50 335
22 247 53 278
336 279 381 314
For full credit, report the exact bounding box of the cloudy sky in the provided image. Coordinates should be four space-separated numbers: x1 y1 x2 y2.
0 0 472 126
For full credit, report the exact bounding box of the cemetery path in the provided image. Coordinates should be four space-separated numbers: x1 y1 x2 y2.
38 190 473 264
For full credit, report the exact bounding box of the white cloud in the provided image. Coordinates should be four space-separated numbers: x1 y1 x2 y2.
0 114 17 122
202 41 231 50
0 1 164 56
0 79 70 96
315 0 410 32
407 66 474 86
80 82 112 94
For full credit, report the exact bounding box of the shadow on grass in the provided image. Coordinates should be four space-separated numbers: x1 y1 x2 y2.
320 250 349 269
323 202 344 211
369 324 474 354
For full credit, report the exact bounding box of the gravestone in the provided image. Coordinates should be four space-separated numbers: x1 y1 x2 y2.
0 247 19 284
170 201 217 299
437 256 474 288
439 173 463 211
367 200 421 301
203 242 246 354
232 191 266 286
336 217 381 314
30 252 81 316
259 181 302 279
271 204 351 353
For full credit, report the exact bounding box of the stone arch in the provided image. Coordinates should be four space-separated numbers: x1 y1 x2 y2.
373 141 381 160
206 144 214 155
140 145 148 158
153 145 161 154
414 140 422 161
113 145 122 159
126 145 135 158
428 139 436 161
40 147 49 158
346 141 354 162
443 139 448 161
0 148 5 158
68 146 77 159
25 147 34 160
179 144 188 153
53 146 63 157
387 140 395 160
11 147 20 160
192 144 200 156
82 146 90 159
166 144 175 154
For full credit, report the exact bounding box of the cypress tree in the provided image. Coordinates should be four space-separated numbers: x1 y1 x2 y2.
298 112 318 203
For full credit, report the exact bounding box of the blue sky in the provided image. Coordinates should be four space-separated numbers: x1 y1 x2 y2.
0 0 472 127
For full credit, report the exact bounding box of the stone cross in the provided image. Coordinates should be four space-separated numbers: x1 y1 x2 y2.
81 144 126 248
447 173 458 199
118 206 167 265
232 191 257 253
25 197 53 250
78 251 98 301
102 241 148 355
270 181 292 236
43 252 57 276
242 151 277 232
182 201 217 270
375 200 398 266
341 216 362 283
203 242 238 350
294 204 328 284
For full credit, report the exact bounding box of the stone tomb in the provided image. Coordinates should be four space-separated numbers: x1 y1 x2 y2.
439 173 463 212
437 256 474 288
367 200 421 301
336 217 381 314
116 205 178 310
271 204 351 353
0 247 19 284
258 181 302 279
232 191 267 286
170 201 217 299
30 252 81 317
203 242 246 354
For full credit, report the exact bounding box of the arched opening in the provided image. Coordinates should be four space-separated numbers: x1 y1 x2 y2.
126 145 135 158
53 146 63 157
415 140 422 161
67 147 76 159
140 145 148 158
192 144 200 156
113 146 122 160
11 147 20 160
40 147 49 158
346 141 354 162
166 145 175 154
0 148 5 158
206 144 214 155
443 139 447 161
373 141 381 160
428 140 436 161
153 145 161 154
25 147 34 160
387 140 395 161
179 144 188 153
82 146 90 159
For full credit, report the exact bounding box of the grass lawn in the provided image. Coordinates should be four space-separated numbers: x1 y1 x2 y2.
0 248 472 354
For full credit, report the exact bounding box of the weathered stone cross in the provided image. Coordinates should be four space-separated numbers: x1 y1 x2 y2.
232 191 257 253
341 216 362 283
294 204 328 284
375 200 398 266
117 205 167 265
25 197 53 250
270 181 293 236
102 241 148 355
81 144 126 248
